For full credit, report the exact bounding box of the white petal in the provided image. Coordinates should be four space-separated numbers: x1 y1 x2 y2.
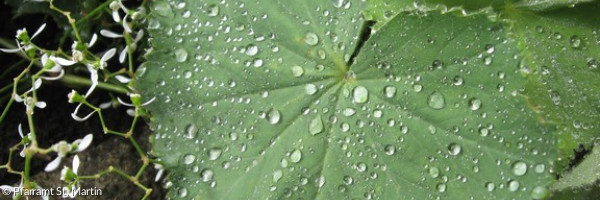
31 23 46 39
141 96 157 106
72 155 80 174
126 109 135 117
134 30 144 42
122 15 132 33
35 101 47 108
41 53 49 67
101 48 117 62
0 47 22 53
44 156 62 172
115 75 131 83
100 29 123 38
18 123 24 138
53 56 77 66
89 33 98 47
19 148 25 158
85 65 99 97
13 94 24 102
25 78 42 93
71 103 95 121
118 0 128 11
35 185 49 200
119 49 127 63
117 97 133 106
76 134 93 152
41 69 65 81
112 10 121 23
60 166 68 181
46 64 62 73
99 101 113 109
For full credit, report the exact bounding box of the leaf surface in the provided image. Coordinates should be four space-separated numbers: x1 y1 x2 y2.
139 0 559 199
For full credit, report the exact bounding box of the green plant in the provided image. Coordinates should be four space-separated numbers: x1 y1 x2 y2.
139 0 600 199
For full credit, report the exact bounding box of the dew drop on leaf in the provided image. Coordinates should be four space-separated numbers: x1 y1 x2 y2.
208 148 222 160
267 109 281 124
436 183 447 192
309 114 324 135
447 143 462 156
174 48 188 63
304 32 319 46
201 168 215 182
273 170 283 182
427 92 445 109
207 4 219 17
384 145 396 155
531 186 549 199
290 149 302 163
429 167 440 178
178 188 188 198
245 44 259 56
511 161 527 176
183 154 196 165
384 85 397 98
342 108 356 116
291 65 304 77
356 162 367 172
468 98 482 111
184 124 197 139
508 180 520 192
569 35 582 49
352 86 368 103
305 84 318 95
485 182 495 192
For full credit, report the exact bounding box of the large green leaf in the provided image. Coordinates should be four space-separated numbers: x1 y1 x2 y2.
505 2 600 166
138 0 558 199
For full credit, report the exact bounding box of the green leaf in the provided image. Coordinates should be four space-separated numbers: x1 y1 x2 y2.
138 0 558 199
505 2 600 166
552 144 600 191
513 0 596 11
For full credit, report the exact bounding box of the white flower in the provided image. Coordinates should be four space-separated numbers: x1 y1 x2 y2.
117 93 155 116
13 79 47 112
0 23 46 53
39 54 76 80
45 134 93 172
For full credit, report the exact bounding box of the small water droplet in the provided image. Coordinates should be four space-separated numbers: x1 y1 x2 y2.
201 169 215 182
534 164 545 173
413 84 423 92
353 86 369 103
508 180 520 192
569 35 582 49
178 188 188 197
290 149 302 163
273 170 283 182
452 76 464 86
468 98 482 111
485 182 495 192
184 124 197 139
309 114 324 135
427 92 445 110
479 127 489 136
245 44 259 56
183 154 195 165
343 176 354 185
207 4 219 16
512 161 527 176
384 145 396 155
174 48 188 62
356 162 367 172
429 167 440 178
483 56 493 65
485 44 495 54
305 84 318 95
531 186 549 199
342 108 356 116
384 86 397 98
208 148 222 160
304 32 319 46
447 143 462 156
436 183 446 192
267 109 281 124
292 66 304 77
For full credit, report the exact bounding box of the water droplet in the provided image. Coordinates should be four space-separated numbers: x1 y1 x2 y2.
184 124 197 139
154 1 173 17
342 108 356 116
587 58 597 69
183 154 196 165
304 32 319 46
201 169 215 182
373 109 383 118
468 98 482 111
267 109 281 124
452 76 464 86
483 56 493 65
436 183 446 192
384 86 397 98
273 170 283 182
290 149 302 163
245 44 259 56
413 84 423 92
305 84 318 95
174 48 188 62
508 180 520 192
178 188 188 197
485 44 495 54
479 127 489 136
309 114 324 135
356 162 367 172
447 143 462 156
253 58 264 67
427 92 445 110
569 35 582 49
531 186 549 199
512 161 527 176
291 66 304 77
207 4 219 16
384 145 396 155
208 148 222 160
343 176 354 185
534 164 545 173
353 86 368 103
429 167 440 178
183 70 192 79
485 182 495 192
317 176 326 188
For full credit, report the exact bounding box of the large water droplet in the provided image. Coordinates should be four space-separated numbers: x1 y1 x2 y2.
290 149 302 163
436 183 446 192
178 188 188 197
273 170 283 182
342 108 356 116
208 148 222 160
183 154 196 165
184 124 197 139
245 44 259 56
309 114 324 135
429 167 440 178
468 98 482 111
305 84 318 95
384 145 396 155
267 109 281 124
512 161 527 176
353 86 368 103
201 169 215 182
174 48 188 62
291 66 304 77
508 180 520 192
304 32 319 46
428 92 446 110
447 143 462 156
384 86 396 98
207 4 219 17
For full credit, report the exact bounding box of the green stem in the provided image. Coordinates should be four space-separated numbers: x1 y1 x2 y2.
61 74 130 94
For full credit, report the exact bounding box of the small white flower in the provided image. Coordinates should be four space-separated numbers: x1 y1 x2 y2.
0 23 46 53
109 1 121 23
